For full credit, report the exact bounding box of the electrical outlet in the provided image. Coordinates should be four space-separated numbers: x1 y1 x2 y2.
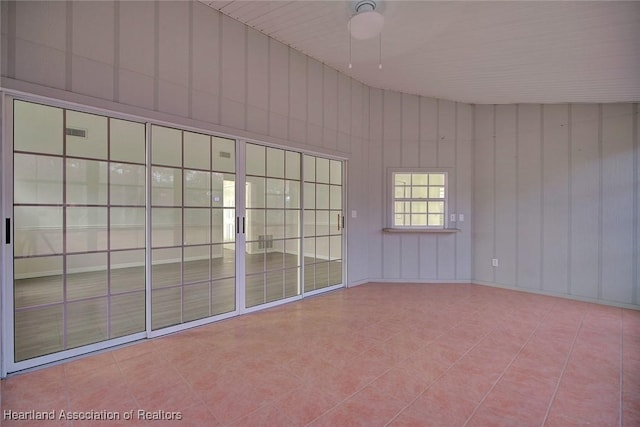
450 214 456 222
492 258 499 267
351 210 357 218
459 214 464 222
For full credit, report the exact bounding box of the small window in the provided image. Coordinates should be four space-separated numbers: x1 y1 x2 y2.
391 171 447 228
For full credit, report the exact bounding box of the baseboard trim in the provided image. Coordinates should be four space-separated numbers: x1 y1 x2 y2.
365 279 472 284
471 280 640 311
347 279 370 288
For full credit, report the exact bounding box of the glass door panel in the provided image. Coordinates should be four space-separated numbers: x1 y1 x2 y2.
12 100 146 362
150 125 236 330
245 144 301 308
303 155 344 292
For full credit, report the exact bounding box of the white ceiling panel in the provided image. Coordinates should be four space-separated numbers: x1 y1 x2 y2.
201 0 640 104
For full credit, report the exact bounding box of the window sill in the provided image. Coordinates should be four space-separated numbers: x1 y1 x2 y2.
383 228 461 234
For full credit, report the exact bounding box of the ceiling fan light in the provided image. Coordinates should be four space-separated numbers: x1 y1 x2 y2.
349 11 384 40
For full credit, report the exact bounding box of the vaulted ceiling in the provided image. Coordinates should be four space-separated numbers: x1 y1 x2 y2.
202 1 640 105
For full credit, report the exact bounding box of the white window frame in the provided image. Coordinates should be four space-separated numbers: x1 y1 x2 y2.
387 168 450 230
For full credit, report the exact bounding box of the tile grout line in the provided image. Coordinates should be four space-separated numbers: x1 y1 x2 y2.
460 299 562 427
131 341 222 426
540 308 587 426
309 300 496 427
384 303 544 427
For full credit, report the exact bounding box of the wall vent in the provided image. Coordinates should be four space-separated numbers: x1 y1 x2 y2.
219 151 231 159
258 234 273 249
66 127 87 138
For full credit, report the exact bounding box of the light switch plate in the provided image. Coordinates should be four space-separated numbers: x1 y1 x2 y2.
459 214 464 222
351 210 357 218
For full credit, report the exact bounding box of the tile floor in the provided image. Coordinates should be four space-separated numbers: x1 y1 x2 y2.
1 282 639 426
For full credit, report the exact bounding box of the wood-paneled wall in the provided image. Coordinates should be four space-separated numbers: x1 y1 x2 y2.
367 92 474 282
473 103 639 307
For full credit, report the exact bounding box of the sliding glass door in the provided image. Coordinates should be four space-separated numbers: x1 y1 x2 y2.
4 96 345 372
244 144 302 308
303 155 344 293
12 100 147 362
150 125 237 330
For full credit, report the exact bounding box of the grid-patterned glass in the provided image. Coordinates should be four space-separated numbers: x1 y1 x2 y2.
150 126 236 330
303 155 343 292
393 172 446 228
245 145 301 308
13 100 146 362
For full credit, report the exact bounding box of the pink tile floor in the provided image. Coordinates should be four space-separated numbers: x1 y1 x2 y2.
2 283 639 426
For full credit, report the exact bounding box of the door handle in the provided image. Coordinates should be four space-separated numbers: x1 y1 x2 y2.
236 217 240 234
242 217 246 234
337 213 340 231
5 218 10 244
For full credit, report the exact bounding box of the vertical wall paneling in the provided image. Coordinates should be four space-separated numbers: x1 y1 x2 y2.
541 104 570 294
113 1 119 102
369 93 473 281
322 65 338 149
118 1 155 110
400 93 420 279
382 91 401 166
601 104 634 303
187 1 193 118
419 97 438 167
473 102 637 307
268 38 288 140
347 80 366 282
358 86 372 282
220 15 246 130
494 105 517 286
246 28 268 135
401 94 420 168
71 1 114 100
65 1 72 91
473 105 495 283
351 80 363 140
437 99 456 279
516 105 542 290
306 58 323 147
191 2 220 124
337 73 351 153
152 1 158 110
437 100 456 166
418 236 438 280
368 88 383 279
157 1 189 117
456 103 473 280
14 1 67 90
288 48 307 144
2 1 15 78
569 104 600 298
419 97 437 278
401 233 420 280
382 91 401 278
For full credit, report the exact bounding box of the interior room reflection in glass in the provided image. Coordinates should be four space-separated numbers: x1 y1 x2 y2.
12 101 147 362
150 125 236 330
245 144 302 307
